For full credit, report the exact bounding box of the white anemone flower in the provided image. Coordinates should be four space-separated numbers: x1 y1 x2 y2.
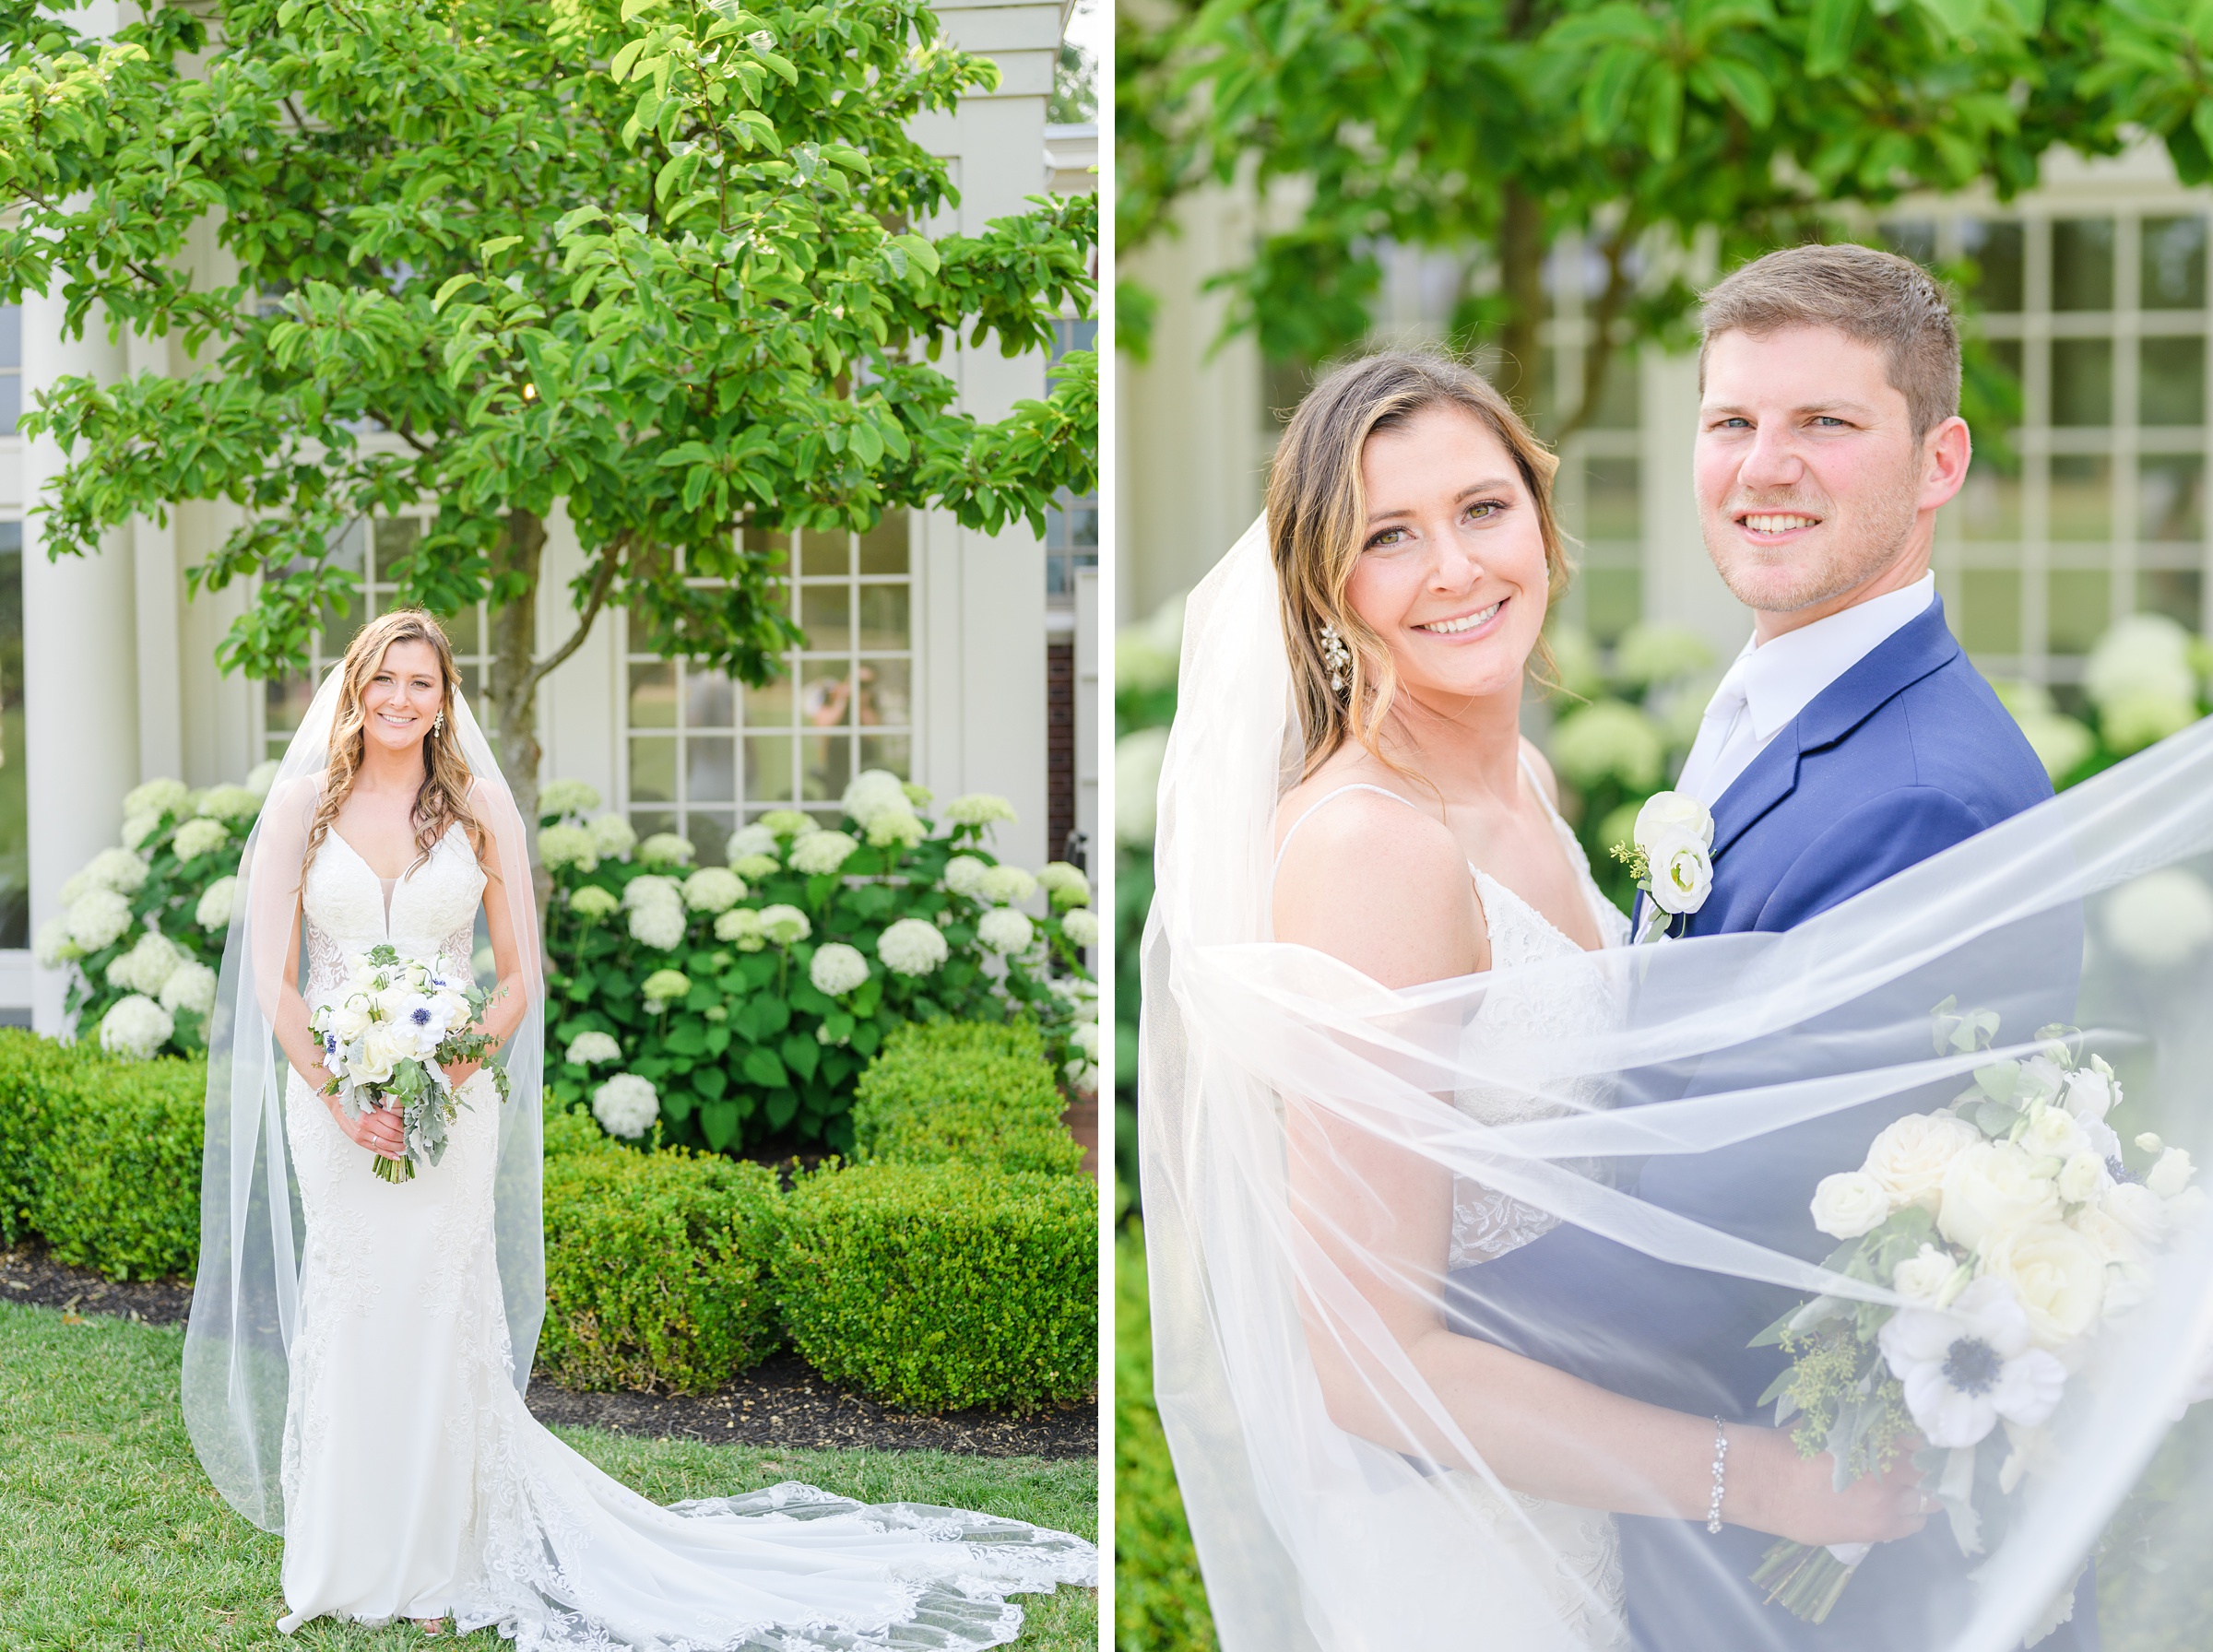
877 917 950 976
196 876 239 932
808 942 870 997
565 1031 622 1066
1877 1276 2066 1449
100 994 175 1061
592 1074 660 1139
978 908 1035 954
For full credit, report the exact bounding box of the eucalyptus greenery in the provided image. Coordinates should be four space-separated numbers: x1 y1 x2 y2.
0 0 1096 822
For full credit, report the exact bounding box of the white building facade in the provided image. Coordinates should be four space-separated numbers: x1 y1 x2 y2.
1119 144 2213 700
1 0 1096 1032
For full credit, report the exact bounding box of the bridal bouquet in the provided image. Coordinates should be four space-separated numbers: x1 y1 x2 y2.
1748 997 2203 1635
310 943 509 1184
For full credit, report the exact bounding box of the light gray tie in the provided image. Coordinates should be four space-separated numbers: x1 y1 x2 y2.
1679 663 1751 807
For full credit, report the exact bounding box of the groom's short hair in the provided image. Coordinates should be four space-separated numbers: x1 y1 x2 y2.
1699 242 1961 439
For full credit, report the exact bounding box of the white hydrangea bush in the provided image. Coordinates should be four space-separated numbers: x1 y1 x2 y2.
538 768 1097 1156
48 770 264 1057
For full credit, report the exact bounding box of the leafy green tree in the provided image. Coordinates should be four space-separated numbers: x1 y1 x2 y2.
0 0 1095 825
1120 0 2211 437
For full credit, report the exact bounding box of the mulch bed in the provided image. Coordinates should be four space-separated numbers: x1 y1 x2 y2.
1 1244 1095 1462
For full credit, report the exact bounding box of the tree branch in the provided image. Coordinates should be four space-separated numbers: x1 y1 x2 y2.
524 533 626 700
1544 218 1639 447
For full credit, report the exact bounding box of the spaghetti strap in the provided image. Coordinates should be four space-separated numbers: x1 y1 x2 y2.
1272 783 1429 879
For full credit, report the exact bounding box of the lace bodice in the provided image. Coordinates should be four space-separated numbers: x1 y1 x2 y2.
302 825 485 1006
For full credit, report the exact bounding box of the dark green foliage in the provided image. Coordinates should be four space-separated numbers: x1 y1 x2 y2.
538 1139 785 1395
851 1020 1083 1177
1116 1224 1217 1649
776 1162 1096 1413
0 1031 204 1280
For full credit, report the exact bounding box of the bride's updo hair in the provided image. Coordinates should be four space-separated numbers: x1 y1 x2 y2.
303 608 482 878
1268 349 1568 779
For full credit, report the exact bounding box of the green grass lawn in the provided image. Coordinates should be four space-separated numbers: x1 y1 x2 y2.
0 1301 1095 1650
1114 1224 1215 1652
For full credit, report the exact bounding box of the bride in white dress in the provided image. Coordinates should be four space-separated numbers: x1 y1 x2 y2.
183 609 1093 1646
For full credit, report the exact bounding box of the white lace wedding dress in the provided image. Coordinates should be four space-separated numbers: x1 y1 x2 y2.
277 824 1095 1646
1276 762 1631 1650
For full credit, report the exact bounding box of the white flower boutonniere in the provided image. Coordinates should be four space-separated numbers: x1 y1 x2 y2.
1611 789 1715 943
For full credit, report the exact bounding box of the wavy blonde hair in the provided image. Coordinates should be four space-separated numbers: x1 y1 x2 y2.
1268 349 1570 781
303 609 481 879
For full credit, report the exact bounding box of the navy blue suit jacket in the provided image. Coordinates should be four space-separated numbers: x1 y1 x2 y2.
1448 599 2095 1650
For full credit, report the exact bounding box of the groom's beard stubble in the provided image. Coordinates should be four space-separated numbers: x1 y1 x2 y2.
1703 460 1923 617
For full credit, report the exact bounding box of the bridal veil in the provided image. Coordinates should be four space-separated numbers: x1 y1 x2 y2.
1140 517 2213 1649
183 666 547 1532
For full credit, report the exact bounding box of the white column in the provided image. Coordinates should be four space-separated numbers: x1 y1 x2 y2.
127 331 184 783
23 290 140 1032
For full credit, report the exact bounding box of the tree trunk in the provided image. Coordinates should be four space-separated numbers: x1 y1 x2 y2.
489 510 548 906
1497 182 1544 420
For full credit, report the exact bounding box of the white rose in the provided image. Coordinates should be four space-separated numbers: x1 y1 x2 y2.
1892 1243 1970 1307
2021 1103 2088 1164
2148 1147 2197 1200
1642 830 1712 916
1937 1141 2064 1251
1977 1221 2108 1350
1864 1113 1982 1212
2056 1150 2112 1207
330 1000 374 1044
2062 1062 2116 1123
1810 1170 1890 1239
2068 1200 2145 1268
2101 1180 2171 1250
1633 789 1715 850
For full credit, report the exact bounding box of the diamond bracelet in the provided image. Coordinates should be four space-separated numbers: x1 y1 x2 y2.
1706 1417 1730 1534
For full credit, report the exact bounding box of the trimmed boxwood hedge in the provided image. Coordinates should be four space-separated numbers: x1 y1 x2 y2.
538 1103 785 1395
775 1162 1096 1413
850 1020 1083 1178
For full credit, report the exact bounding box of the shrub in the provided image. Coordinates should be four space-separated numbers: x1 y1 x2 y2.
0 1030 204 1279
775 1162 1096 1413
851 1021 1083 1178
538 1138 784 1395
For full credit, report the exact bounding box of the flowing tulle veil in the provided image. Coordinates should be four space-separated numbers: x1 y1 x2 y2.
182 665 546 1533
1142 518 2213 1650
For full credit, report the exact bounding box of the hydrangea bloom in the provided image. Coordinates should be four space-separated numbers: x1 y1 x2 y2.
2085 613 2197 712
758 904 811 946
628 901 688 950
977 908 1035 954
107 929 184 996
569 885 621 920
82 847 150 895
160 961 219 1018
172 817 233 861
588 815 639 858
244 760 281 799
641 969 692 1005
1071 1020 1100 1059
100 994 175 1060
565 1031 622 1066
716 907 767 950
944 793 1016 826
809 942 870 997
943 856 991 899
731 853 780 880
978 865 1037 906
2104 869 2213 969
638 832 696 868
682 867 746 913
842 769 911 823
124 777 192 820
788 831 858 876
196 876 239 932
622 874 684 912
197 784 263 821
756 808 817 837
538 778 602 819
863 809 926 849
1061 907 1100 949
67 890 134 952
1036 862 1091 907
727 823 780 860
1548 702 1666 792
34 916 79 967
902 782 933 808
592 1074 660 1139
537 823 598 872
121 813 162 851
877 917 950 976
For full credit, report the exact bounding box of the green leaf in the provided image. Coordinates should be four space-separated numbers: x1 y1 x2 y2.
433 274 480 311
1806 0 1861 75
1580 43 1647 138
1699 54 1775 128
893 232 940 277
692 1066 727 1099
620 0 666 19
609 38 649 81
698 1099 740 1150
741 1045 786 1087
478 235 523 261
781 1031 820 1080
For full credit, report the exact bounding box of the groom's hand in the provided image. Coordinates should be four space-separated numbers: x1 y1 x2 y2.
1741 1429 1930 1546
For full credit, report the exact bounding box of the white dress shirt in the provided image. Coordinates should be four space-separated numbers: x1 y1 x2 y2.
1674 573 1936 809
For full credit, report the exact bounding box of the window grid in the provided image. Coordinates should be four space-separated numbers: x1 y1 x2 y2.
1916 207 2213 697
262 516 501 761
1047 317 1099 607
0 304 19 437
621 516 915 858
1538 250 1644 647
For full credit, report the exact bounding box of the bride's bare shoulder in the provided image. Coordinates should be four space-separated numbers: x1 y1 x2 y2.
1272 760 1479 985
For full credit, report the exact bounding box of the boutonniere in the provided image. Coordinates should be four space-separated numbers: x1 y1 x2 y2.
1611 790 1715 944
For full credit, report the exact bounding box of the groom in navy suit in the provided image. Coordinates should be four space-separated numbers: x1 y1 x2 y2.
1450 243 2093 1649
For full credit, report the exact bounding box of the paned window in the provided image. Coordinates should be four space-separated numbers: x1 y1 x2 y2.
1536 249 1643 645
1047 317 1099 606
0 520 23 948
0 305 18 436
1907 210 2213 696
262 515 501 760
623 514 915 856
